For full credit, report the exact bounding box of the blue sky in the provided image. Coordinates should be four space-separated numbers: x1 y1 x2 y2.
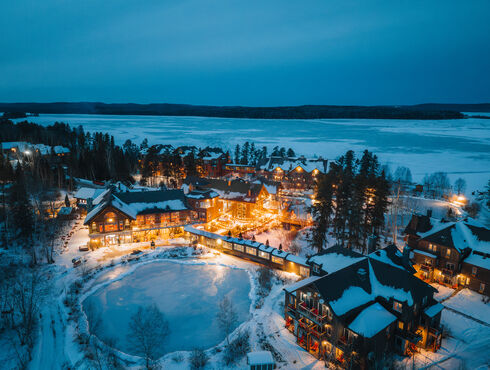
1 0 489 105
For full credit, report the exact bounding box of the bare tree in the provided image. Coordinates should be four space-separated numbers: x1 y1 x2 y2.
11 270 41 349
127 304 170 369
216 296 238 346
454 178 466 195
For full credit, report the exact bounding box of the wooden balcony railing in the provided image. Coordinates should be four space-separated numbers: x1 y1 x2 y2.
297 301 329 324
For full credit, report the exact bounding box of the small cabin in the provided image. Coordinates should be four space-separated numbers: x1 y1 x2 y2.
247 351 274 370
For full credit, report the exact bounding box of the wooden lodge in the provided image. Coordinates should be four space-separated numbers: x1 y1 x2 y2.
84 189 195 247
183 177 270 220
404 215 490 296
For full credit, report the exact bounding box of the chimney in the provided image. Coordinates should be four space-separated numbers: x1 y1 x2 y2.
427 209 432 218
367 235 377 254
357 268 367 281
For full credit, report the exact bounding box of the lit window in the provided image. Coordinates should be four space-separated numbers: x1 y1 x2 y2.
393 301 403 313
398 321 404 330
246 246 257 255
446 248 451 257
258 251 269 259
272 256 283 264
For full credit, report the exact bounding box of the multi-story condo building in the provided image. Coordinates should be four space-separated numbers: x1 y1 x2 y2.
405 215 490 296
284 245 442 368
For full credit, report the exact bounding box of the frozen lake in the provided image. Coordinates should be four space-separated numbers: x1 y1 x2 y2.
19 114 490 192
83 261 251 357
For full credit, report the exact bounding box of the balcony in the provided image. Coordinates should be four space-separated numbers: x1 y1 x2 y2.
441 268 455 277
297 301 329 325
420 263 433 272
396 328 423 344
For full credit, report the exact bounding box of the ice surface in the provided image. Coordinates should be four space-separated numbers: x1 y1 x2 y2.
83 261 251 357
20 114 490 192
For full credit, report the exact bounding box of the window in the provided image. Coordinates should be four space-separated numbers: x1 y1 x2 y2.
258 251 269 259
425 258 433 266
386 326 391 337
428 243 437 252
414 303 418 314
246 246 257 255
234 244 244 252
472 266 477 276
479 283 486 294
222 241 232 250
393 301 403 313
446 248 451 257
422 296 427 307
272 256 283 265
300 266 309 277
446 262 455 271
398 321 404 330
325 325 332 336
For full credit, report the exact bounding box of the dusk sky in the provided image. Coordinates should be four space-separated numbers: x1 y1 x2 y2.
1 0 489 106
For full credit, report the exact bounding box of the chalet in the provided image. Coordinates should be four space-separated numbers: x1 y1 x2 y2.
258 156 328 190
224 163 257 178
185 189 220 223
183 177 270 220
199 149 229 177
74 187 108 209
405 215 490 296
84 189 195 247
0 141 70 158
284 247 442 368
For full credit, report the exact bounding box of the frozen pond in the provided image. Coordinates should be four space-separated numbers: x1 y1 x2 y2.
83 261 251 357
18 114 490 192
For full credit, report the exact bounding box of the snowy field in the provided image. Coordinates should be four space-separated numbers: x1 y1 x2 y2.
18 114 490 192
83 261 251 356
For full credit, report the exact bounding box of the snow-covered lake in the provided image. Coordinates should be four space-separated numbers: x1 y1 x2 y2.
82 261 251 356
20 114 490 192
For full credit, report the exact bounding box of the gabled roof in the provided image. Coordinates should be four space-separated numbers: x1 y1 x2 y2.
419 218 490 253
348 302 397 338
307 245 364 274
183 177 267 203
74 187 106 200
186 189 219 200
258 156 328 174
368 244 416 274
404 214 433 236
115 189 190 215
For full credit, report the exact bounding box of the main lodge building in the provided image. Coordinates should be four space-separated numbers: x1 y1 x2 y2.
84 189 195 247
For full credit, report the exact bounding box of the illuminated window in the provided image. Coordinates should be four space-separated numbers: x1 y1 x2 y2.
258 251 269 259
246 246 257 255
272 256 283 264
234 244 244 252
300 266 309 277
446 248 451 257
393 301 403 313
398 321 404 330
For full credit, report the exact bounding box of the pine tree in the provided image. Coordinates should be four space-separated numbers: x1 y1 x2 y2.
287 148 296 157
234 144 241 164
310 173 335 252
9 166 34 253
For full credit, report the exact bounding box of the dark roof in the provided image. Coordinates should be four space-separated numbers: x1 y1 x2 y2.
116 189 186 204
404 214 433 236
186 189 219 200
369 244 417 274
184 177 266 202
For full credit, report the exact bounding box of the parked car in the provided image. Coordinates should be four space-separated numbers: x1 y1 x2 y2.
72 257 82 267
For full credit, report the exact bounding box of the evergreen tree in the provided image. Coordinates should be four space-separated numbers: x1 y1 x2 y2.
234 144 241 164
286 148 296 158
240 142 250 164
9 166 34 251
310 173 335 252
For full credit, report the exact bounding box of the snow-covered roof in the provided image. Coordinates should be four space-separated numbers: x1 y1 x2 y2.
413 249 437 259
419 218 490 254
74 187 106 200
424 303 444 318
284 275 323 293
186 190 219 199
308 248 364 274
348 302 397 338
463 252 490 270
285 253 309 266
247 351 274 365
330 285 373 316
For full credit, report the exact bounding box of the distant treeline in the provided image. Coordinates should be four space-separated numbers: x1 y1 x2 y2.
0 102 476 119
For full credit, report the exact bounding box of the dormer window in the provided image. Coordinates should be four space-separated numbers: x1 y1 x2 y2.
393 301 403 313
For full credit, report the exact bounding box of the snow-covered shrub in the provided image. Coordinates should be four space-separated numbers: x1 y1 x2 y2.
223 329 250 365
189 348 208 369
172 353 184 363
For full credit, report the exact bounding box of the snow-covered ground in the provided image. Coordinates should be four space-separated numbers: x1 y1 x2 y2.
19 114 490 193
443 289 490 323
